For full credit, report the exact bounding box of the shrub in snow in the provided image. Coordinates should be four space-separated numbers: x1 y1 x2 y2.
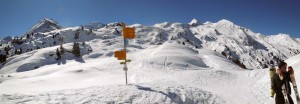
14 49 22 55
34 66 39 69
80 26 84 31
60 44 64 54
263 64 268 68
14 49 17 55
56 48 61 60
4 46 11 52
74 30 79 39
221 51 227 57
87 29 93 35
0 54 7 63
72 42 80 57
156 42 163 45
26 34 30 39
88 48 92 52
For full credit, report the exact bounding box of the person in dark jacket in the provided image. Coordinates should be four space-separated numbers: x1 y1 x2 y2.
271 61 294 104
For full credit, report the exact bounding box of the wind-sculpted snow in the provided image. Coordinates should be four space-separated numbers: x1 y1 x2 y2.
0 83 225 104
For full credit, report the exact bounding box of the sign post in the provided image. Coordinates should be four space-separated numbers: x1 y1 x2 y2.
114 22 135 85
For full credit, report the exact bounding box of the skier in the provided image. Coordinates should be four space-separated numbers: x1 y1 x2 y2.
271 61 294 104
270 60 276 97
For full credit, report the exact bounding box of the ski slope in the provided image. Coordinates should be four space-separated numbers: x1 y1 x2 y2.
2 42 299 103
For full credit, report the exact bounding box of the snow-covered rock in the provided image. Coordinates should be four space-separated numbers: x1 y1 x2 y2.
189 18 202 27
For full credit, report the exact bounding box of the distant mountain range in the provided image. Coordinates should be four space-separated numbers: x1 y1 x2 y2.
0 18 299 70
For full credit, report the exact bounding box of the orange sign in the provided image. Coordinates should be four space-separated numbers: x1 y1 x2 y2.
114 50 126 60
123 27 135 39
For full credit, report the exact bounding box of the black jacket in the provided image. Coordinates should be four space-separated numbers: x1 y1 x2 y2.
271 72 294 104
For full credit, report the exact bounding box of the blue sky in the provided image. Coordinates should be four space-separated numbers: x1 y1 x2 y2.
0 0 300 38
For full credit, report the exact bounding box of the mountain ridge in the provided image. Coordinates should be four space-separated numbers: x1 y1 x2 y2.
0 18 299 70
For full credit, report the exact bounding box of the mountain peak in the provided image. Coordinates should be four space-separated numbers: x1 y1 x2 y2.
41 18 56 23
84 21 105 29
189 18 201 27
38 18 61 28
217 19 234 25
271 33 294 40
25 18 62 35
277 33 290 37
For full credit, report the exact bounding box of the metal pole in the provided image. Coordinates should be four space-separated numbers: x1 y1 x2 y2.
125 68 128 84
123 28 128 85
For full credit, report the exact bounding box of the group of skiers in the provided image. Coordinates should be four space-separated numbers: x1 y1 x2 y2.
270 61 300 104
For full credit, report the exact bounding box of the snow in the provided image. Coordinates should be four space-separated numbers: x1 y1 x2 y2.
0 18 300 103
25 18 61 35
265 33 300 49
138 42 208 70
0 43 91 74
216 19 235 27
0 84 225 104
0 42 281 103
0 42 229 103
189 19 201 27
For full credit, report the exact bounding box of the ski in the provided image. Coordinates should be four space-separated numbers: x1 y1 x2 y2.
289 67 300 104
282 80 290 104
270 65 276 97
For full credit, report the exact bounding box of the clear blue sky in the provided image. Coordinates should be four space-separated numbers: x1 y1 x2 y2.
0 0 300 38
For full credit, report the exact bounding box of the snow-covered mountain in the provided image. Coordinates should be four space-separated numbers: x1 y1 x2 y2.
25 18 61 35
1 18 300 70
0 36 12 44
83 21 106 30
0 18 300 103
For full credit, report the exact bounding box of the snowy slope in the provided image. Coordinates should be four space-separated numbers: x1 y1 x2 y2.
0 42 267 103
286 54 300 72
1 42 295 103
